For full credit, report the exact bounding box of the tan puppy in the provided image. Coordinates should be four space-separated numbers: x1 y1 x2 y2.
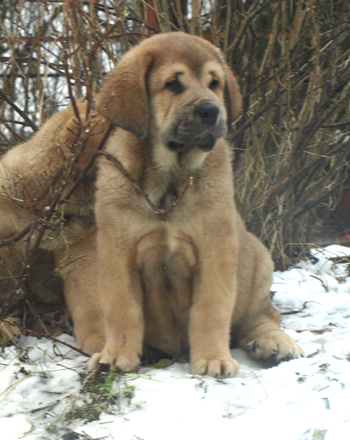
0 101 106 353
87 32 302 378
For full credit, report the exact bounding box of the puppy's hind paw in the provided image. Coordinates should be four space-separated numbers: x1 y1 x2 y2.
246 330 303 363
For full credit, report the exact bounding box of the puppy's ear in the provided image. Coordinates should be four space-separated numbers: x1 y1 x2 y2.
214 48 242 130
95 50 154 140
223 65 242 130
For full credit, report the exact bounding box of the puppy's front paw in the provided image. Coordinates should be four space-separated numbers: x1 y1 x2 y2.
192 355 239 378
78 336 105 356
86 346 141 372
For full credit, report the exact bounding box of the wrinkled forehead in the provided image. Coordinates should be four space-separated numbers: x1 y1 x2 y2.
150 57 225 84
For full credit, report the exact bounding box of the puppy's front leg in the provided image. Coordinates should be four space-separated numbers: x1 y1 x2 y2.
190 235 239 378
86 222 144 372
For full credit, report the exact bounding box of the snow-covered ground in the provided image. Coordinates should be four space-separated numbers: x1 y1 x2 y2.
1 245 350 440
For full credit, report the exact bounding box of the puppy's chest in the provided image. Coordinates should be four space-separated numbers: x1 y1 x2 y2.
157 183 179 212
137 227 196 277
137 229 196 354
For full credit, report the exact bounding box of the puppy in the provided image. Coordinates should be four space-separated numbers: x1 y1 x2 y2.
0 98 106 353
86 32 302 378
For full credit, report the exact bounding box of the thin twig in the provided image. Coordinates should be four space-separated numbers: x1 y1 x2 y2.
0 318 90 358
0 90 38 132
61 122 115 205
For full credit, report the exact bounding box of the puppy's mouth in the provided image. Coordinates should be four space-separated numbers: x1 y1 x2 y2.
167 132 217 153
196 133 217 152
168 140 186 152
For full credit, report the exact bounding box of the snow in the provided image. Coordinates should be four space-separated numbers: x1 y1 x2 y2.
1 245 350 440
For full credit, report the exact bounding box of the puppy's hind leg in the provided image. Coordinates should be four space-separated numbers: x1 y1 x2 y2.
235 234 303 363
238 306 303 363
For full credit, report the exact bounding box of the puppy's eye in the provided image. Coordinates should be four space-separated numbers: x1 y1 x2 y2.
166 79 182 93
209 79 219 91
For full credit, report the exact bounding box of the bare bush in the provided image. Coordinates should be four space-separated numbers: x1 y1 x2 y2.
229 0 350 266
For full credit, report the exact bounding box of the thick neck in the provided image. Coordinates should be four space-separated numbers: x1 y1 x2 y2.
139 134 199 213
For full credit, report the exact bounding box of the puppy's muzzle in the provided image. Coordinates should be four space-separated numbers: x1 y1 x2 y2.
165 101 225 154
195 102 219 127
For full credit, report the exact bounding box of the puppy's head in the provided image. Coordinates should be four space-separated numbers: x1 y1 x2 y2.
96 32 241 158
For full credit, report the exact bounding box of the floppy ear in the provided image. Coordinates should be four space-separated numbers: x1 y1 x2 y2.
95 49 154 140
223 65 242 130
214 48 242 130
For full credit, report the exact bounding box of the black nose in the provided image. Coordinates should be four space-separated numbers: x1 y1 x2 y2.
195 102 219 126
